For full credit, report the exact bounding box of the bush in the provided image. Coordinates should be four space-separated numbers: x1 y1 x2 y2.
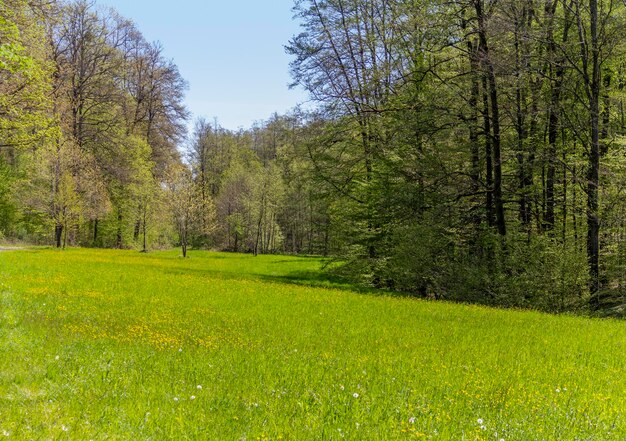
335 224 590 313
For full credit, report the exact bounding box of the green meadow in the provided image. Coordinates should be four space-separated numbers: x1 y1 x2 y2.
0 248 624 440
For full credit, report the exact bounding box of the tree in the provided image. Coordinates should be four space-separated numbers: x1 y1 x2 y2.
0 0 54 155
166 164 215 258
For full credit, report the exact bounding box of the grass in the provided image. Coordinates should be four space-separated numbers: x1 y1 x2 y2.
0 248 624 440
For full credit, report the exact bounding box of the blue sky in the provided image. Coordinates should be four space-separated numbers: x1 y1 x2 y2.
101 0 308 131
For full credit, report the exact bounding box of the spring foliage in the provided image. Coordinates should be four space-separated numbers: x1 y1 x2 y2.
3 0 626 313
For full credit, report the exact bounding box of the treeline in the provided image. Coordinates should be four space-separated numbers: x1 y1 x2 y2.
280 0 626 313
1 0 189 249
4 0 626 314
187 115 333 256
0 0 333 256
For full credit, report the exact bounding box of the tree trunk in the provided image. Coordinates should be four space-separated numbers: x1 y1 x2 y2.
481 76 495 228
55 224 63 248
600 72 611 156
476 0 506 236
142 207 147 253
360 118 377 259
545 97 558 232
133 216 141 242
116 212 123 249
587 0 601 306
93 218 98 245
545 0 568 233
562 147 568 242
573 164 579 246
512 7 531 228
323 218 330 257
181 223 188 258
254 191 265 257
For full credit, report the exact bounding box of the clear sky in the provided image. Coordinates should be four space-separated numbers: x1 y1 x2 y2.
100 0 308 131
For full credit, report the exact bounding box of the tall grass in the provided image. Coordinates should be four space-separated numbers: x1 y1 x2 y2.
0 248 624 439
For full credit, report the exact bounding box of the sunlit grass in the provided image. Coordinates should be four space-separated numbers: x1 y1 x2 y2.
0 248 624 439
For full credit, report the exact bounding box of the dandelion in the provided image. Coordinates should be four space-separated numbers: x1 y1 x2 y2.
409 417 416 424
480 425 486 431
477 418 483 425
190 395 196 400
173 397 179 402
353 392 359 398
2 430 9 437
340 385 344 390
61 425 69 432
197 385 203 390
556 388 561 393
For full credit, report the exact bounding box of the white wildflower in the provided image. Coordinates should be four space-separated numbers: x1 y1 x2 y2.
352 392 359 398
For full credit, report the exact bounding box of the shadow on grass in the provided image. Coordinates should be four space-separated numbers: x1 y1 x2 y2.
13 247 421 301
256 271 421 299
115 256 411 298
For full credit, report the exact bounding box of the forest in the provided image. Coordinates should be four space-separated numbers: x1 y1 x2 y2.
2 0 626 315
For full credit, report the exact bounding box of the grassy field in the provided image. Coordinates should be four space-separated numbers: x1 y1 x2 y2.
0 248 624 440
